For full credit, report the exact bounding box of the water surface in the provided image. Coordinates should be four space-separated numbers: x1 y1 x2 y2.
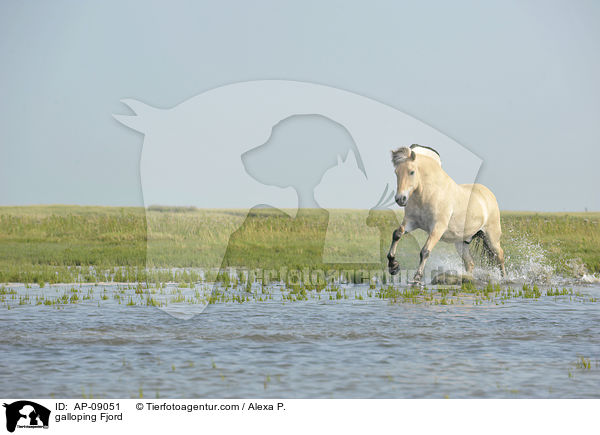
1 282 599 398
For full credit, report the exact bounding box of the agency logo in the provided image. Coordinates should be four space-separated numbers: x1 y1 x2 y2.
114 80 482 318
3 401 50 433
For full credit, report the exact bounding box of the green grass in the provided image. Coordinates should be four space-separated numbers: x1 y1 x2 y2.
501 211 600 274
0 206 598 283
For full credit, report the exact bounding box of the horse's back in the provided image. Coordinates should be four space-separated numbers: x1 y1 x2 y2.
458 182 501 225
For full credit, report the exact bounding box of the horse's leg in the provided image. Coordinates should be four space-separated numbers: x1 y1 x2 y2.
386 225 405 275
483 232 506 277
386 220 414 275
412 226 445 283
455 242 474 275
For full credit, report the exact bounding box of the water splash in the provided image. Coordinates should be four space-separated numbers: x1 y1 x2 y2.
502 231 556 284
425 228 591 286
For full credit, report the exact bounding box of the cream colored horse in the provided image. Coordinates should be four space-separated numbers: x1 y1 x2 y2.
387 144 506 283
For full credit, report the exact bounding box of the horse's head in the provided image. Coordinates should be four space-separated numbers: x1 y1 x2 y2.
391 147 418 207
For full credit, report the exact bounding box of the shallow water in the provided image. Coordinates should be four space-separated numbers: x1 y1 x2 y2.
1 282 599 398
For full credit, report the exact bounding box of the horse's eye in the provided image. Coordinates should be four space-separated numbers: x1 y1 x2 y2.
409 170 415 175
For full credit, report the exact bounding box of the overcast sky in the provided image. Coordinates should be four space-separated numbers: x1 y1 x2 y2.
1 0 599 211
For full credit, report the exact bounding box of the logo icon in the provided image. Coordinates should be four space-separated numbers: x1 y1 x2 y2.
3 401 50 433
114 80 482 318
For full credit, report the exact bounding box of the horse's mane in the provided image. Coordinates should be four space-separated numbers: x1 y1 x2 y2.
391 144 441 167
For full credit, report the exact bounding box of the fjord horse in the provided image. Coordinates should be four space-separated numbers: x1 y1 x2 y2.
387 145 506 283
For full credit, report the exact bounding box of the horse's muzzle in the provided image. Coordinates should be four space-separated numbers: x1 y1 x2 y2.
395 194 408 207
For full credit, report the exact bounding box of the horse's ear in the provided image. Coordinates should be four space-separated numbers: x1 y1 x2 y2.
410 151 416 161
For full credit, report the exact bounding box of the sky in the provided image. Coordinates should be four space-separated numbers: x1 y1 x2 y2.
1 0 599 211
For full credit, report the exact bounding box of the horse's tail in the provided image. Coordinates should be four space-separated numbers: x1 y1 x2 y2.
470 230 494 266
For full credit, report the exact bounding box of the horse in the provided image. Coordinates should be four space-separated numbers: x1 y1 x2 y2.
387 144 506 283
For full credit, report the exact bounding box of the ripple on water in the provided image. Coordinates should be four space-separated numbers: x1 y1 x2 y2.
0 283 599 398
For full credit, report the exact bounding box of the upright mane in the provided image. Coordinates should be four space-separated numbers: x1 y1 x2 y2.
391 144 441 167
410 144 441 166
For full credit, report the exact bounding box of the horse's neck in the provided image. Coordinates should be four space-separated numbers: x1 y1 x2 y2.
415 159 455 201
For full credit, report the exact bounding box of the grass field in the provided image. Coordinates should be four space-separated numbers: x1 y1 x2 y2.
0 205 598 283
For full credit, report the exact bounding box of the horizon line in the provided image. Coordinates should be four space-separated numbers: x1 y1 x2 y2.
0 204 598 213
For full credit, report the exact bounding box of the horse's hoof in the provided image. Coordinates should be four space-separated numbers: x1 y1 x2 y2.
410 274 423 286
388 260 400 275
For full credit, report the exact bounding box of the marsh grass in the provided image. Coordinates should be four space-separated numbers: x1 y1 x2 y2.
2 279 594 311
501 211 600 274
1 206 599 284
575 356 592 370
